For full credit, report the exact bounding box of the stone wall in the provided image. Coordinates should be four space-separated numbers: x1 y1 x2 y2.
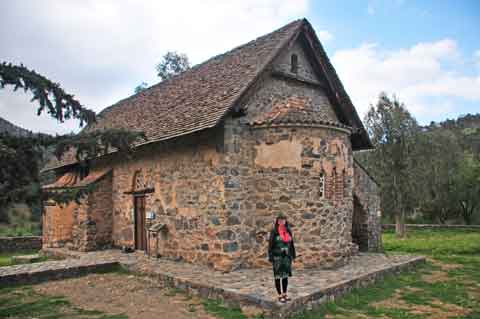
43 201 75 248
0 236 42 252
101 127 244 271
43 172 113 251
244 124 357 269
88 173 114 249
219 36 360 269
353 159 382 252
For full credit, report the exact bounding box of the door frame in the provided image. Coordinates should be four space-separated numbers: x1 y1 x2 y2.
133 195 147 251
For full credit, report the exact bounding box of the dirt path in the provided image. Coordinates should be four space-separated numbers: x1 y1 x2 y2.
33 273 218 319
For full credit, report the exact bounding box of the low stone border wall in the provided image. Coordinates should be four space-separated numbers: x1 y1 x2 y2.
0 259 119 286
280 256 425 318
0 236 42 253
382 224 480 230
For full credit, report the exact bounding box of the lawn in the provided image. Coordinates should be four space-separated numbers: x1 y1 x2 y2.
293 229 480 319
0 286 127 319
0 250 48 267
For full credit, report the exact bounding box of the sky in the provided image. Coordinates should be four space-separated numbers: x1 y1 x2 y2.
0 0 479 134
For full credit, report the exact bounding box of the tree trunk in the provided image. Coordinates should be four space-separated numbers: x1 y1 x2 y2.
464 207 473 225
460 201 475 225
395 210 406 238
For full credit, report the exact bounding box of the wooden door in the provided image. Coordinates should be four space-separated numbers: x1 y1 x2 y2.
134 196 147 251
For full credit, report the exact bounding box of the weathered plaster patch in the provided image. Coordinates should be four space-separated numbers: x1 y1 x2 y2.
202 147 221 167
254 139 302 169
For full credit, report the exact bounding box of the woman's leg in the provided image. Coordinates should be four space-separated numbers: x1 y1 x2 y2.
274 278 282 295
281 277 288 294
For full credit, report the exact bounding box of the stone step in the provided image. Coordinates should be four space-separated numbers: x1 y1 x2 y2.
11 254 42 264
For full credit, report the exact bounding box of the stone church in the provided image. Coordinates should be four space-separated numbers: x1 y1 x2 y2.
42 18 382 272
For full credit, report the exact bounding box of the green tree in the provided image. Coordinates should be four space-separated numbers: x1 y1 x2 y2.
454 153 480 224
363 92 420 237
413 129 462 223
134 82 149 94
0 62 145 221
156 51 190 81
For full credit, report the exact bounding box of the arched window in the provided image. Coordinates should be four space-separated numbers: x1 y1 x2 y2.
319 171 325 198
290 54 298 73
133 170 147 192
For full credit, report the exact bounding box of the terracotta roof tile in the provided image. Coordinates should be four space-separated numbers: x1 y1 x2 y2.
250 96 351 130
42 168 111 189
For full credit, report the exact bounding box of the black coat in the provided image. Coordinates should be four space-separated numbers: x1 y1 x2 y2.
267 225 296 262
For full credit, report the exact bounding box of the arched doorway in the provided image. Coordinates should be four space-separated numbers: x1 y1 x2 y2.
352 195 368 251
130 170 154 251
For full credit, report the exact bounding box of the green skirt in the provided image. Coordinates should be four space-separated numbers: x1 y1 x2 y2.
272 255 292 279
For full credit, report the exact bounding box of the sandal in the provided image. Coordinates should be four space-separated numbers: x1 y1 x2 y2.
284 294 291 301
278 295 286 303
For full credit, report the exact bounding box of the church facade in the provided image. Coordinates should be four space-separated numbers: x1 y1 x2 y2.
42 19 382 272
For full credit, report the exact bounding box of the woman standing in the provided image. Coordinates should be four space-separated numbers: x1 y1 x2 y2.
267 212 296 303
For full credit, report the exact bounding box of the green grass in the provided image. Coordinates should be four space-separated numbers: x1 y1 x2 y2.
201 299 248 319
0 285 127 319
0 250 48 267
291 229 480 319
383 228 480 256
0 224 41 237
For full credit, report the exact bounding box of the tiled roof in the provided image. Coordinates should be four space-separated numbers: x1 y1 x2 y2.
249 96 351 130
43 19 304 171
42 168 111 189
42 18 372 172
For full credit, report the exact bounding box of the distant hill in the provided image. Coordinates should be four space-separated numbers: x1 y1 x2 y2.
0 116 31 136
422 113 480 155
424 113 480 130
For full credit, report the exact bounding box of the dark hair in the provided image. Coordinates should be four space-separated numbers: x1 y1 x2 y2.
272 215 292 235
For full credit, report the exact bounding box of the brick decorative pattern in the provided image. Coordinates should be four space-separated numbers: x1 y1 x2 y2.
0 236 42 253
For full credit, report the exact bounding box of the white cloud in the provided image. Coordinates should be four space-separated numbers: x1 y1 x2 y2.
318 30 334 42
0 0 310 134
331 39 480 121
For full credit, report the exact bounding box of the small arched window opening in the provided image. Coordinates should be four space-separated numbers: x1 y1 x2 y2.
319 171 325 198
133 170 147 192
290 54 298 74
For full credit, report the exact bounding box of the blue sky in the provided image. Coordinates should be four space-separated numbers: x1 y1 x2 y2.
313 1 479 56
0 0 478 133
308 0 480 124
